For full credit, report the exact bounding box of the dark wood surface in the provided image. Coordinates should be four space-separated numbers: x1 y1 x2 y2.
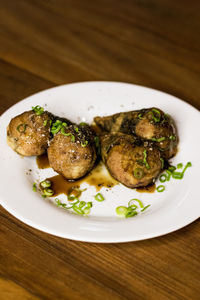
0 1 199 299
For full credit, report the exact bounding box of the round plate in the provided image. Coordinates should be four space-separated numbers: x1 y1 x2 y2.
0 82 199 243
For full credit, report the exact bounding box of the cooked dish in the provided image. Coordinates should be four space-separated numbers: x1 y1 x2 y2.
7 106 178 188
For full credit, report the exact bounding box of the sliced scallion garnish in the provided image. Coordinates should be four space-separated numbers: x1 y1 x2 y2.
151 108 161 123
94 193 105 202
151 137 166 142
156 185 165 192
128 199 144 209
17 124 27 133
133 168 144 179
32 182 37 192
138 113 144 119
40 180 51 188
159 174 167 183
169 135 176 140
143 149 150 169
81 140 88 147
126 210 138 218
160 158 164 169
32 105 44 115
43 188 54 197
177 163 183 169
141 205 151 212
116 206 128 216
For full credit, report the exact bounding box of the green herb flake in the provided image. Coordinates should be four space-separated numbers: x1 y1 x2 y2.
32 182 37 192
94 193 105 202
32 105 44 115
17 124 27 133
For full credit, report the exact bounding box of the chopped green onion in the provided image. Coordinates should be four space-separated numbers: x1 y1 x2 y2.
128 199 144 209
71 134 75 142
143 149 150 169
43 188 54 196
116 206 128 216
81 140 88 147
152 108 161 123
72 204 84 215
160 158 164 169
166 170 172 181
151 108 161 122
126 210 138 218
75 127 79 132
94 193 105 202
177 163 183 169
55 198 72 209
32 182 37 192
86 202 93 208
159 174 167 183
60 127 71 136
79 201 86 208
43 120 48 126
128 204 137 210
156 185 165 192
168 166 176 172
133 168 144 179
79 122 88 126
172 172 183 179
172 162 192 180
83 207 91 215
141 205 151 212
40 180 51 188
138 113 144 119
17 124 27 133
151 137 166 142
32 105 44 115
51 120 63 135
169 135 176 140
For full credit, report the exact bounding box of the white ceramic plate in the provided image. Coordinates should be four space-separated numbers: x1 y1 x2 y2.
0 82 199 243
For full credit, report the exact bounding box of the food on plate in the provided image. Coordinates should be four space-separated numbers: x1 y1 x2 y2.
7 105 178 189
7 107 53 156
100 133 162 188
94 107 178 159
47 123 97 180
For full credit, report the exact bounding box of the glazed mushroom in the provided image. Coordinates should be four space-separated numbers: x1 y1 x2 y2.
47 123 97 180
7 107 53 156
100 132 162 188
94 107 178 159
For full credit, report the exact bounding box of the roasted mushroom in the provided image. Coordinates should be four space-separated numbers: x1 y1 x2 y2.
100 133 162 188
48 123 97 180
7 107 53 156
94 107 178 159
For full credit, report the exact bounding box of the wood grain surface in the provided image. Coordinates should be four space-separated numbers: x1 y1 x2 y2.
0 1 199 299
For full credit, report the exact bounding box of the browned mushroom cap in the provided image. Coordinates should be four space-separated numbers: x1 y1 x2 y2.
135 108 178 159
100 133 162 188
7 110 53 156
47 124 97 180
94 107 178 159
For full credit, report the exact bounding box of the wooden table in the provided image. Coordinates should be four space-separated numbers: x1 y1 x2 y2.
0 1 199 299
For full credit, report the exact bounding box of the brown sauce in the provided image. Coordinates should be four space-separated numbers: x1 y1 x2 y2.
136 183 156 193
36 153 50 169
36 155 156 195
45 162 118 197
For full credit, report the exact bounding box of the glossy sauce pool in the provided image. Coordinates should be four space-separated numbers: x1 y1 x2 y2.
36 154 156 196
